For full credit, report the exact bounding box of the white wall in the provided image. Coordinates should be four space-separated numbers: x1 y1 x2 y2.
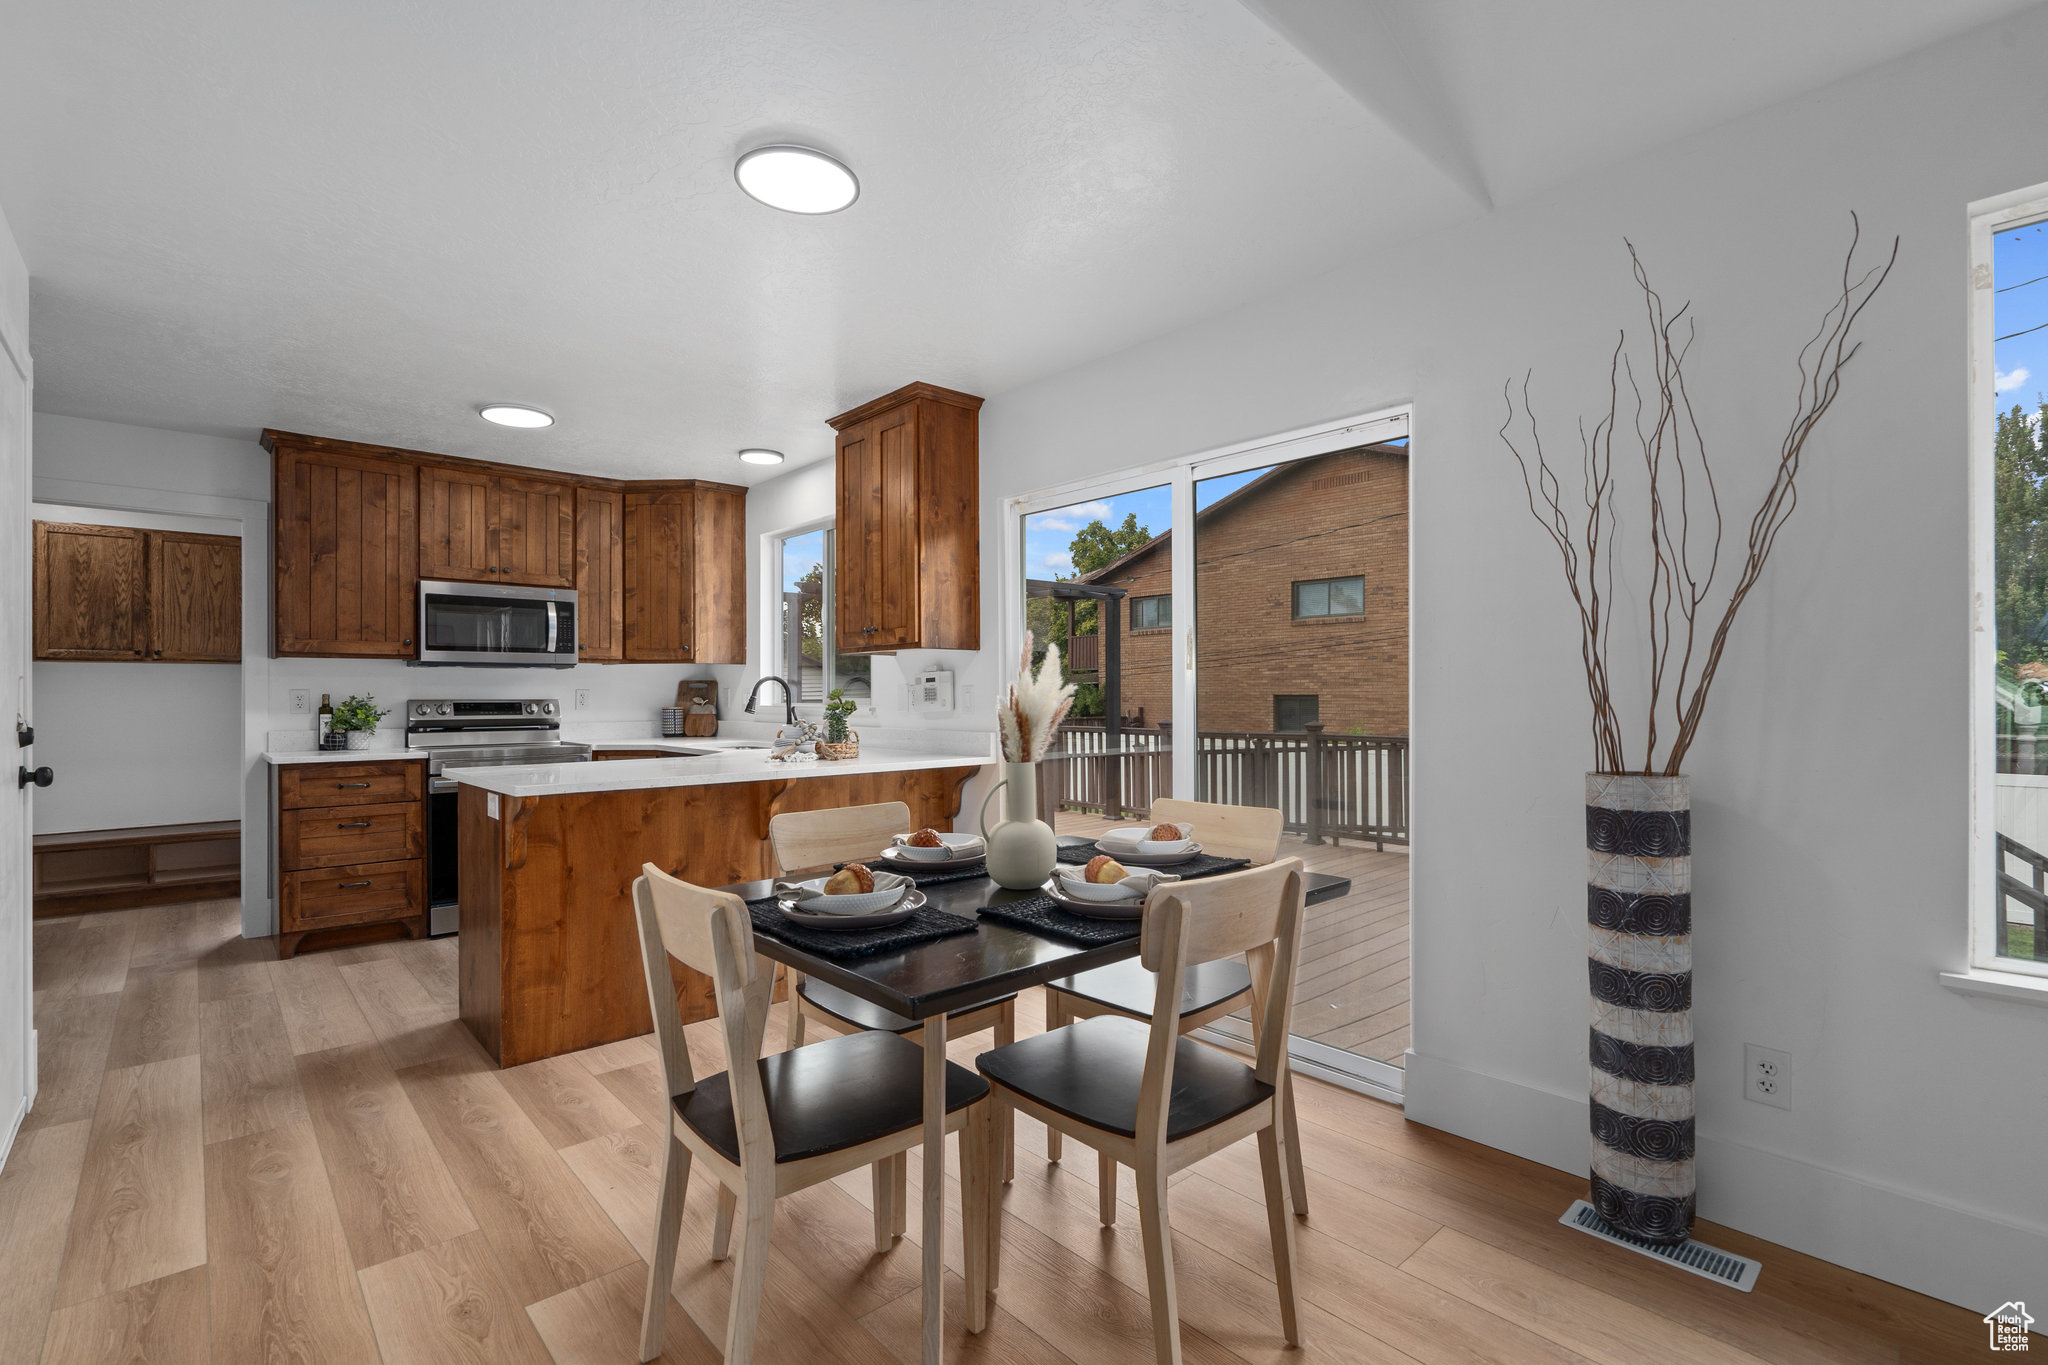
971 7 2048 1317
30 501 243 835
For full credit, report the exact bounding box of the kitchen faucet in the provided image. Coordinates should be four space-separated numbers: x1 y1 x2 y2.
744 675 800 727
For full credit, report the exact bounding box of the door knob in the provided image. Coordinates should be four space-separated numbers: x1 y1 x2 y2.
18 766 53 790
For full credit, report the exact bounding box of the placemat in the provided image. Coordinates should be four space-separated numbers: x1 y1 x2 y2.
745 895 977 960
1054 845 1251 881
974 894 1143 946
837 859 990 888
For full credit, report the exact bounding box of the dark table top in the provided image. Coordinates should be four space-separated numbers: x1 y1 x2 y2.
726 837 1351 1021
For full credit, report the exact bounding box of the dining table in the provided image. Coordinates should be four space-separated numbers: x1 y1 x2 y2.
720 835 1353 1365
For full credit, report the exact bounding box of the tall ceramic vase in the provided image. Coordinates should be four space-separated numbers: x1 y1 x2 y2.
1585 773 1694 1244
979 762 1058 890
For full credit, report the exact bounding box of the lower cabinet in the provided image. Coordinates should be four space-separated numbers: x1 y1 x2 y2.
274 758 428 957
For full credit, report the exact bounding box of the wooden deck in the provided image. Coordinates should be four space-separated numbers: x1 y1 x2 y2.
1054 811 1411 1065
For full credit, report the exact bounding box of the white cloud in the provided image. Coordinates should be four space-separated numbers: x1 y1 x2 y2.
1998 366 2031 393
1042 551 1074 573
1032 499 1118 534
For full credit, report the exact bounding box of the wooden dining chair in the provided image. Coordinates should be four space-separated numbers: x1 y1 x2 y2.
976 859 1308 1365
1042 798 1308 1219
631 864 996 1363
768 801 1019 1207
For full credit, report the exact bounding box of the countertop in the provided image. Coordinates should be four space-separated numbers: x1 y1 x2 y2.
264 747 430 764
448 744 996 798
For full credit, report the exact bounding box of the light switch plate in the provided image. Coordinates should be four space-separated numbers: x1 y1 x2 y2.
289 690 311 714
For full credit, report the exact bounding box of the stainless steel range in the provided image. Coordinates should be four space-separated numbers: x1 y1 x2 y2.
408 697 592 935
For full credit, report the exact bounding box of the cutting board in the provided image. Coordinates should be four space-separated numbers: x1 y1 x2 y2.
678 680 719 737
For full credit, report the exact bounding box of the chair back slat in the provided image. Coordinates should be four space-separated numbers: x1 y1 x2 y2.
1135 858 1306 1148
768 801 913 876
635 864 775 1157
1149 798 1283 865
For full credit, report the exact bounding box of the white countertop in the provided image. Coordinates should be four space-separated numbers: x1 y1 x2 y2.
448 744 996 798
264 747 429 765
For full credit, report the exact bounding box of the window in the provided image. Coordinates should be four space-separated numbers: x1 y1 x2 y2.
773 527 870 704
1293 575 1365 619
1131 594 1172 630
1273 694 1320 732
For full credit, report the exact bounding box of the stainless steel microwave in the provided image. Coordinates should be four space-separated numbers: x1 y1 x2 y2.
417 580 578 667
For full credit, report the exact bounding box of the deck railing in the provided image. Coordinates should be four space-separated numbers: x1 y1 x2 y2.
1997 833 2048 961
1040 721 1409 848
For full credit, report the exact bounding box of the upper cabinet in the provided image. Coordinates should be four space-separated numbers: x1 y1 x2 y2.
621 484 746 665
829 382 981 654
34 522 241 663
420 465 575 588
575 486 624 662
264 430 744 662
269 435 419 658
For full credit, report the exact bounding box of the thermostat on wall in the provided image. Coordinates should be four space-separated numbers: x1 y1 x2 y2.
909 668 955 715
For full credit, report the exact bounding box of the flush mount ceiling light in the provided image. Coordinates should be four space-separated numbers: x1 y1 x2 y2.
738 448 786 466
478 404 554 429
733 145 858 214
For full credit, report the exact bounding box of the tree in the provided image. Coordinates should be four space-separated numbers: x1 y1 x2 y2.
1020 511 1155 721
1996 400 2048 669
1065 512 1153 637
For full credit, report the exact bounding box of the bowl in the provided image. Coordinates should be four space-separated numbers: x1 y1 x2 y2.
774 869 913 915
1053 864 1178 903
1098 824 1198 856
890 831 986 862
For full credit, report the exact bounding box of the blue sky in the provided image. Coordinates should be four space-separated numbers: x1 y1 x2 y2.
1019 468 1270 583
1996 220 2048 411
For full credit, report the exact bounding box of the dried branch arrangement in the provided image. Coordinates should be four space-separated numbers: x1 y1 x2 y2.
999 631 1076 762
1501 216 1896 775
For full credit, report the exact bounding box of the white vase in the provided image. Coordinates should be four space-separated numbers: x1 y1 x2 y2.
978 761 1057 890
345 729 376 751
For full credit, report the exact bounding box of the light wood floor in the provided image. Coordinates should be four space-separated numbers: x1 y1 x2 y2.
1055 812 1411 1061
6 897 1989 1364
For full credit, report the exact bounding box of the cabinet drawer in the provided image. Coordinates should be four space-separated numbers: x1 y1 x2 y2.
278 760 424 809
279 801 423 871
282 860 421 932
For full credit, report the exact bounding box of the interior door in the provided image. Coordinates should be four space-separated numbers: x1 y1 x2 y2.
1 236 32 1139
32 521 146 660
148 530 242 662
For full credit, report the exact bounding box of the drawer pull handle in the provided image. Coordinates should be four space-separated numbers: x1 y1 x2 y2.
337 782 372 788
337 821 372 829
338 880 371 889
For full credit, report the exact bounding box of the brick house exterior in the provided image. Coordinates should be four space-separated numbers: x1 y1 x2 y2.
1075 443 1407 736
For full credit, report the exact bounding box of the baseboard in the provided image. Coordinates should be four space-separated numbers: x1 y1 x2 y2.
0 1091 27 1174
1404 1051 2048 1317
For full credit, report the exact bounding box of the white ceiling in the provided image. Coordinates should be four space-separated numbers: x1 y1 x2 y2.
0 0 2033 481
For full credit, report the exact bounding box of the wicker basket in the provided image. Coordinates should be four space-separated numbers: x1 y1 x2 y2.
815 730 860 761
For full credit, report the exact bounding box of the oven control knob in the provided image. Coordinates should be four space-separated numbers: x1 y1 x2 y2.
523 702 538 715
437 704 452 716
541 701 556 715
415 703 431 716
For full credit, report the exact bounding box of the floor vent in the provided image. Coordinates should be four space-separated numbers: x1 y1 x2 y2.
1559 1200 1762 1292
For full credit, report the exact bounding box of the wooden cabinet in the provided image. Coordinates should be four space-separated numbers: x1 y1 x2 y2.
148 531 241 661
575 485 624 661
621 485 746 664
420 466 575 588
274 757 427 957
34 522 146 660
828 382 982 653
34 522 240 663
270 437 418 658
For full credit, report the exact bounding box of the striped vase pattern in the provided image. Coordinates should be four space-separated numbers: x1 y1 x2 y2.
1585 772 1695 1245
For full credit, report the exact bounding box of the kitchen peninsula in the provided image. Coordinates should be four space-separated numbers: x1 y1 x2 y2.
454 743 993 1065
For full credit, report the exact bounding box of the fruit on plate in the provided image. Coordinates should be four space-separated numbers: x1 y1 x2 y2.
1084 854 1129 884
907 828 944 848
823 863 876 895
1148 821 1184 841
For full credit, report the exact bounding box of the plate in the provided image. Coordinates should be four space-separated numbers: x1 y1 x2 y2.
776 888 926 930
879 843 985 870
1041 878 1144 920
1098 824 1198 855
1090 840 1205 867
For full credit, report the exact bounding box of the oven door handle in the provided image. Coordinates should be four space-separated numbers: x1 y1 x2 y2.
430 778 457 794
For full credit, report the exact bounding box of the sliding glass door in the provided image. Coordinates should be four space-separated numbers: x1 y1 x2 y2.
1009 408 1411 1097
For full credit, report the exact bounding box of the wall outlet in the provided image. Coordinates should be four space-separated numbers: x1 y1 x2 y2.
1744 1043 1791 1109
575 689 591 710
288 689 311 715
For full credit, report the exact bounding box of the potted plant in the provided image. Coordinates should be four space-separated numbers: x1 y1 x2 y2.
331 694 391 751
816 688 860 760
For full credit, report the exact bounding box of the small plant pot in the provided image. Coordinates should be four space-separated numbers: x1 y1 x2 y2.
816 731 860 761
344 729 377 751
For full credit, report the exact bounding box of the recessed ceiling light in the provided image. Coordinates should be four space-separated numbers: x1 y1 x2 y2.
478 404 554 429
738 448 786 466
733 145 858 214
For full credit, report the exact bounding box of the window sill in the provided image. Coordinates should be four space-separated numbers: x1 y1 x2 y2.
1938 967 2048 1006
